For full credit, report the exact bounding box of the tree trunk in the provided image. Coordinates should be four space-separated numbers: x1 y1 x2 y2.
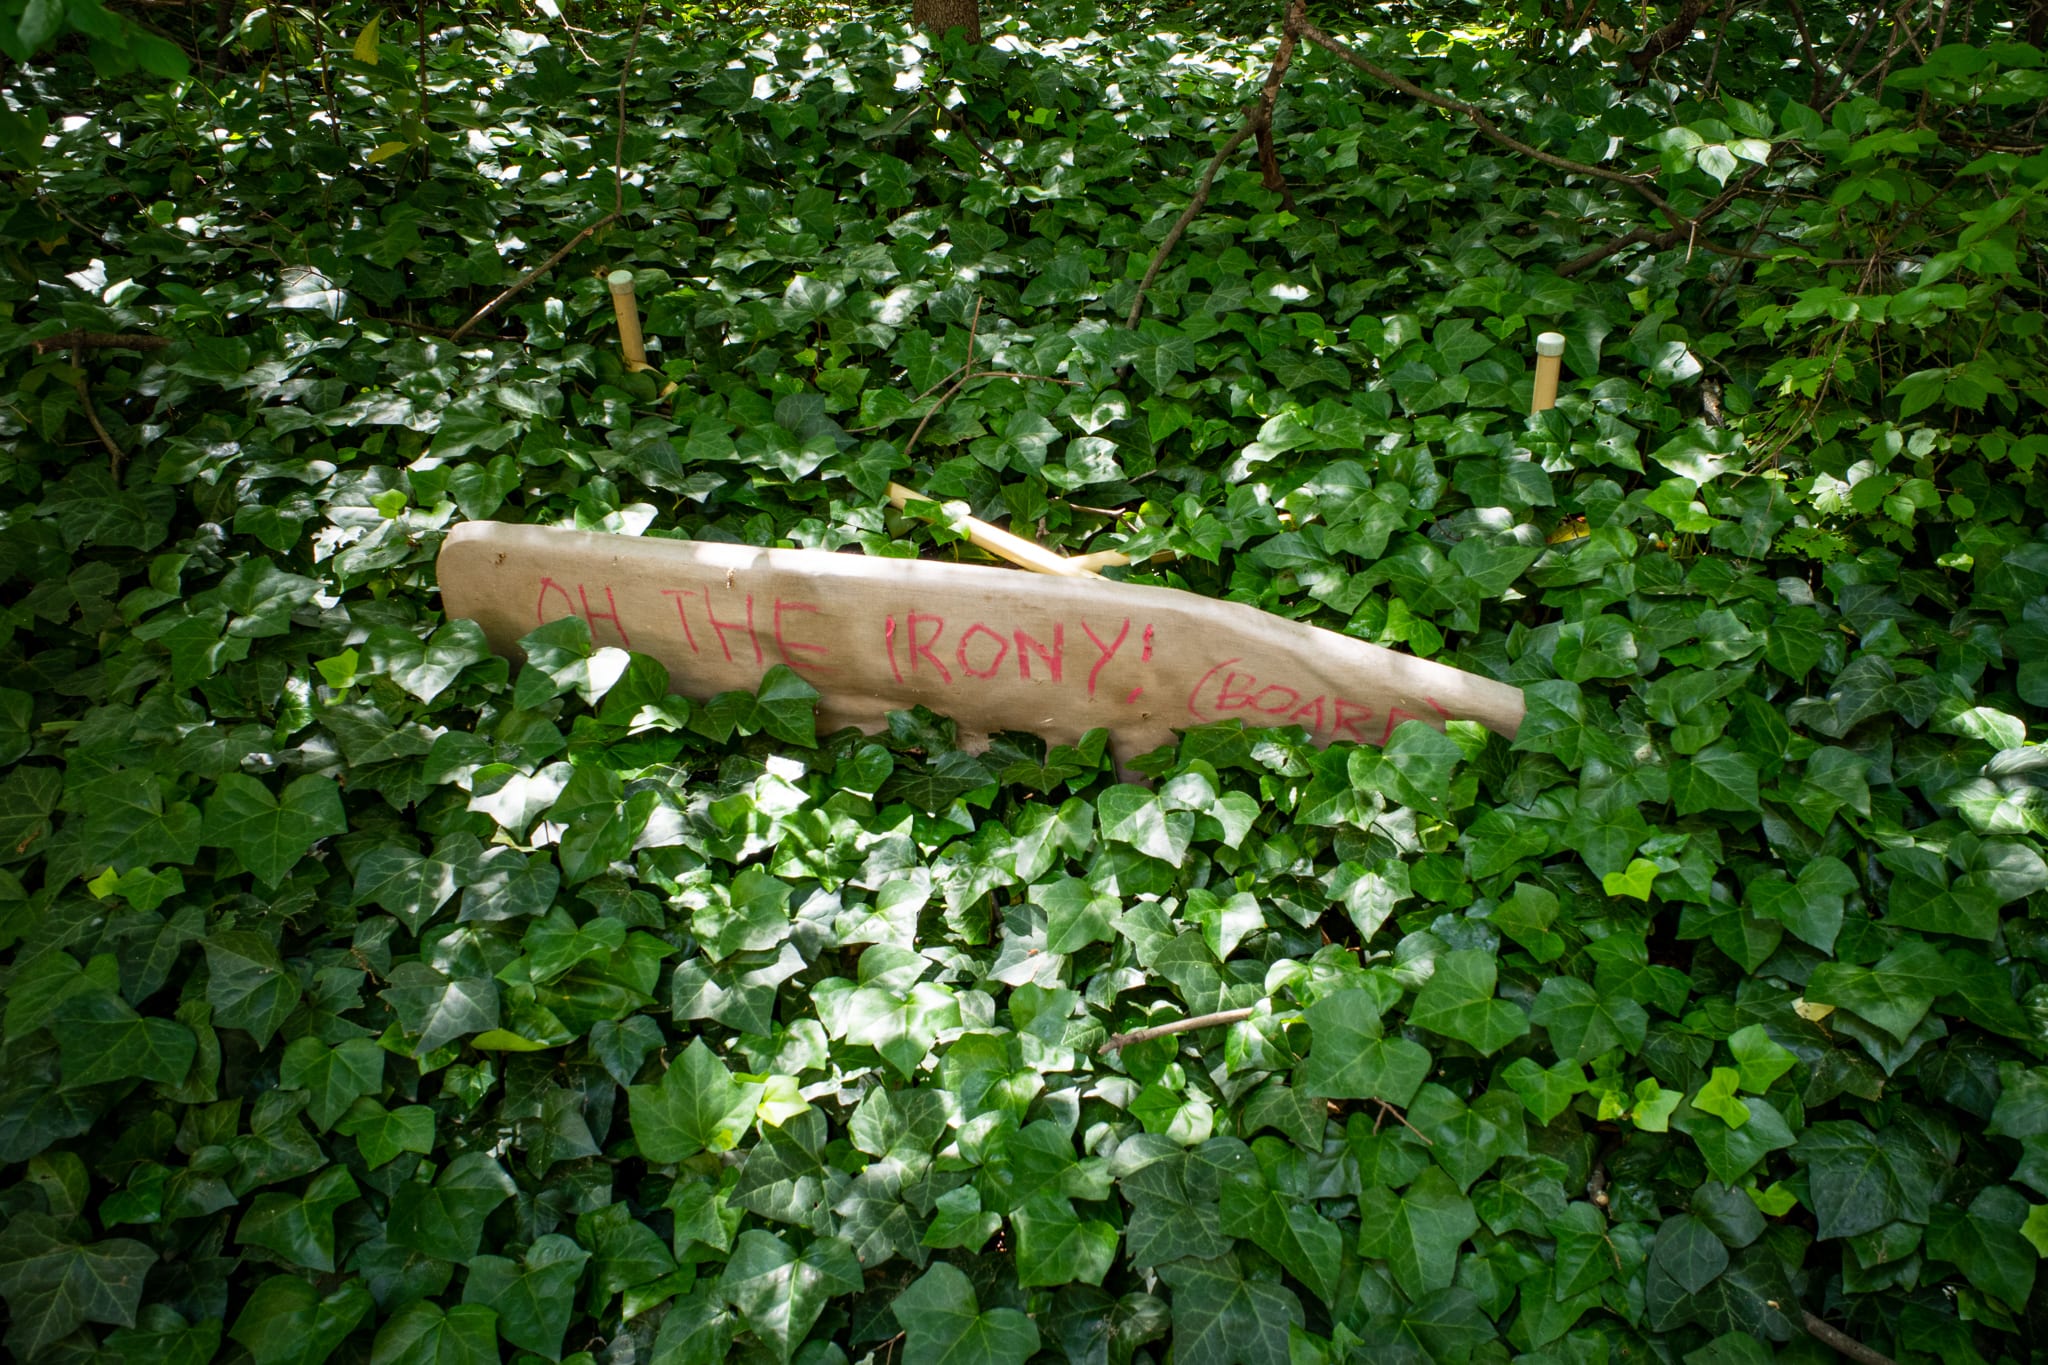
913 0 982 44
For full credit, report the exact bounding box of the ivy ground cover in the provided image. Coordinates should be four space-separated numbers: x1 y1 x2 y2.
3 2 2048 1363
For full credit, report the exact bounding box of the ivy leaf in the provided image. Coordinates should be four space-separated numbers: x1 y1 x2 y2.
1804 939 1947 1041
1154 1254 1301 1365
379 963 499 1056
1409 950 1530 1055
228 1275 373 1365
1744 855 1855 952
201 774 347 888
279 1037 384 1132
1121 1155 1233 1269
1728 1026 1797 1093
1407 1086 1527 1191
1349 721 1462 815
352 842 463 935
204 932 304 1047
892 1261 1041 1365
1098 785 1194 865
55 990 197 1087
697 865 794 960
751 664 821 747
922 1186 1000 1251
0 765 62 860
1926 1187 2037 1309
515 615 630 707
1359 1162 1474 1301
237 1166 361 1272
1032 877 1120 954
368 1301 500 1365
1793 1120 1938 1239
721 1230 863 1362
629 1039 762 1162
1670 744 1763 815
462 1235 589 1360
1301 988 1431 1105
1642 1214 1730 1332
1692 1069 1751 1128
579 1200 678 1300
0 1213 156 1359
1529 976 1647 1062
386 1153 518 1262
1013 1192 1120 1288
336 1099 436 1169
1217 1155 1343 1306
815 979 962 1080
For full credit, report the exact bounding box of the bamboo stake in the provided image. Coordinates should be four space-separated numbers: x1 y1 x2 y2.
1531 331 1566 413
608 268 648 369
887 483 1103 577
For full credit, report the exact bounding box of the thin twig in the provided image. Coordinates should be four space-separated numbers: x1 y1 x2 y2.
1099 1008 1255 1053
69 346 127 479
1124 122 1256 329
1557 227 1660 276
365 316 517 342
450 5 644 345
417 0 430 127
936 99 1018 186
852 369 1074 435
1700 0 1742 96
1300 23 1686 232
1782 0 1825 106
1799 1311 1898 1365
1375 1099 1434 1145
313 0 342 146
448 213 616 342
1823 7 1888 110
615 0 647 217
1126 4 1305 330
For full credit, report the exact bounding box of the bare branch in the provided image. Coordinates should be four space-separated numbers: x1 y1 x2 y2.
1126 0 1306 329
449 213 615 343
1627 0 1711 73
1122 122 1256 330
1375 1099 1435 1145
451 5 644 345
32 331 168 355
1800 1311 1899 1365
1100 1008 1256 1053
68 346 127 479
1299 23 1685 232
1254 0 1307 211
615 1 648 217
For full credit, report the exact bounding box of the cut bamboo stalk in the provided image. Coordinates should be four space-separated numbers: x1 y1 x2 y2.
887 483 1104 577
1065 548 1136 574
1531 331 1566 413
608 268 647 369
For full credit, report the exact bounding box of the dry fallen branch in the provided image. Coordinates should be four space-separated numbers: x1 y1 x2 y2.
1627 0 1711 73
896 298 1076 463
1800 1310 1898 1365
449 214 616 343
1122 123 1257 330
32 331 170 355
1125 1 1305 329
1099 1008 1257 1053
449 2 646 344
1373 1099 1434 1145
1299 22 1688 235
1253 0 1307 212
67 346 127 479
